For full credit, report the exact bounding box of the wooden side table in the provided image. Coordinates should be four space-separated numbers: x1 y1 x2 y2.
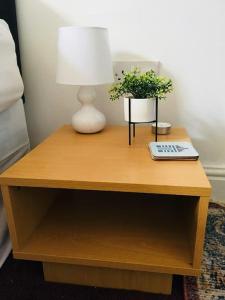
0 126 211 295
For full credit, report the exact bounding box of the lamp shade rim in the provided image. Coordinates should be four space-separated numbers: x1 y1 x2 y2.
56 79 114 86
59 26 108 31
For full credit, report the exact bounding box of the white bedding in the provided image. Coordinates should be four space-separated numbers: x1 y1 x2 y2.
0 99 29 163
0 20 24 112
0 19 30 267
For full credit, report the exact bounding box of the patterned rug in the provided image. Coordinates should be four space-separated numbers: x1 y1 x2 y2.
184 201 225 300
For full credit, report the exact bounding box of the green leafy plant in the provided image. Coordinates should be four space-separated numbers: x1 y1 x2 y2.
109 68 173 101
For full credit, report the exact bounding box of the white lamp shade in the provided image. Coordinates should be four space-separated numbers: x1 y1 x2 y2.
56 26 114 86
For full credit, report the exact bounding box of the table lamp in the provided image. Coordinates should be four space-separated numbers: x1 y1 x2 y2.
56 26 114 133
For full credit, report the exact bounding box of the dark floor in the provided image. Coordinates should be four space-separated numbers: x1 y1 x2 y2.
0 254 184 300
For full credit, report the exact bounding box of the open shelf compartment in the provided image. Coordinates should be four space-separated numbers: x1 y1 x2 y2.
7 187 199 276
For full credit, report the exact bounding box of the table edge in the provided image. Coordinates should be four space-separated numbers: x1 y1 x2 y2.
0 177 212 197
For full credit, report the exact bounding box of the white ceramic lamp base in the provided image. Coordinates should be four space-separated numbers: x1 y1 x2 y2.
72 86 106 133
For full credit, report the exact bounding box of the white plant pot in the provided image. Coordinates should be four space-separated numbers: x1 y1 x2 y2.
124 97 155 123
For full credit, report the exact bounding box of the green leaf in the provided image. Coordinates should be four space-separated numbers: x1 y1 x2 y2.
109 68 173 101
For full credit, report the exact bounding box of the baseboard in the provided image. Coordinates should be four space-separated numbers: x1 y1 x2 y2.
204 165 225 178
203 165 225 202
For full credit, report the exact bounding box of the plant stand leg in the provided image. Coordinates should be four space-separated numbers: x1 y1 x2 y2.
133 124 135 137
155 97 158 142
129 122 131 145
128 98 132 145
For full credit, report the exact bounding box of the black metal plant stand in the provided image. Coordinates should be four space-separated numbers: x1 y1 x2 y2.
128 97 158 145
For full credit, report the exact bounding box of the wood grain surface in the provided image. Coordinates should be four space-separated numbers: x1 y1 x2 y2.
43 262 172 294
13 189 200 276
0 126 211 196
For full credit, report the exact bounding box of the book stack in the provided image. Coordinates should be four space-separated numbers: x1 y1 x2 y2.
149 142 199 161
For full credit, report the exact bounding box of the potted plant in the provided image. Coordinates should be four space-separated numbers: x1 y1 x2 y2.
109 68 173 123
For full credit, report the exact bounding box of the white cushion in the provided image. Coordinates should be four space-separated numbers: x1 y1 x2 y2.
0 20 24 112
0 20 30 269
0 99 30 162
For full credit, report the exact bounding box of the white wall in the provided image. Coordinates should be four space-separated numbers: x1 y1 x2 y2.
16 0 225 198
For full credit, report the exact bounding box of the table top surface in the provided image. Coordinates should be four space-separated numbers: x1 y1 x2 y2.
0 125 211 196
